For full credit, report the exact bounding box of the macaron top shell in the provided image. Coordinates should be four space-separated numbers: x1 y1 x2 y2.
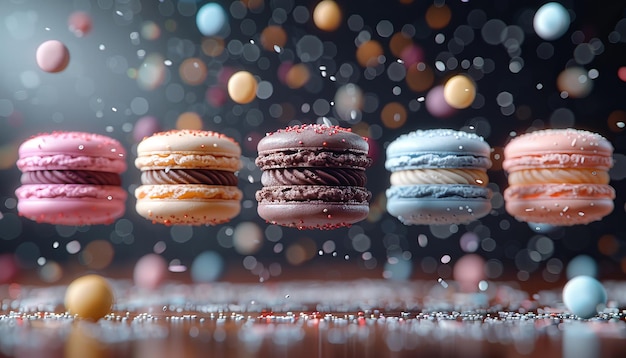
17 132 127 173
386 129 491 158
385 129 492 171
257 124 369 154
137 129 241 156
503 129 613 171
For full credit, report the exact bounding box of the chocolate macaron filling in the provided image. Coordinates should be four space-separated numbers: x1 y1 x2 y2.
140 169 237 186
20 170 121 186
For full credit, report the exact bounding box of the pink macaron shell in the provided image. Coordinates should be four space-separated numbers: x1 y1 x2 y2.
16 154 127 173
504 183 614 226
15 184 127 225
502 152 613 172
504 129 613 161
18 132 126 172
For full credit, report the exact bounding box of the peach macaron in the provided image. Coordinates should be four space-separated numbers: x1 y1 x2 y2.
134 129 242 225
503 128 615 226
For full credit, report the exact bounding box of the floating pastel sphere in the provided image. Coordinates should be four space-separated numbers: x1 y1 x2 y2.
64 274 114 321
227 71 257 104
191 251 224 283
133 116 161 143
426 85 456 118
196 3 227 36
533 2 570 40
562 275 607 319
68 11 92 37
566 255 598 279
443 75 476 109
133 254 167 290
313 0 342 32
453 254 486 292
36 40 70 73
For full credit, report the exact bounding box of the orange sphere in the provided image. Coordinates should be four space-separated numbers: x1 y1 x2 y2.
356 40 383 67
313 1 342 32
228 71 258 104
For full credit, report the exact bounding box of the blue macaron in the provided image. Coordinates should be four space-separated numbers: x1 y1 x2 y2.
385 129 493 225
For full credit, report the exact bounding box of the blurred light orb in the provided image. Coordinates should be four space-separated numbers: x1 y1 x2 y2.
133 254 167 290
383 256 412 281
356 40 383 67
137 53 166 90
196 3 227 37
566 255 598 279
206 86 228 107
285 63 310 89
260 25 287 51
334 84 364 122
36 40 70 73
406 63 434 92
0 254 19 284
557 66 592 98
233 221 263 255
68 11 92 37
618 67 626 82
179 57 207 86
141 21 161 40
133 116 161 143
79 240 114 270
425 4 451 29
191 251 224 283
39 261 63 283
380 102 407 129
562 275 607 319
453 254 486 292
228 71 257 104
176 111 203 130
426 85 457 118
443 75 476 109
313 0 342 32
533 2 570 41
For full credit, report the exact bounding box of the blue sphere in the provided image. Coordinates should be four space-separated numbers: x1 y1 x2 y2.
533 2 570 40
190 251 224 283
562 275 607 319
196 3 227 37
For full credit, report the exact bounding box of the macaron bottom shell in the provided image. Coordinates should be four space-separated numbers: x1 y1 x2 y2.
17 196 126 226
257 202 369 230
386 197 492 225
135 198 241 226
504 197 614 226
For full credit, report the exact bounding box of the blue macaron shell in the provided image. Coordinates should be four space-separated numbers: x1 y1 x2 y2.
386 184 491 199
385 129 492 171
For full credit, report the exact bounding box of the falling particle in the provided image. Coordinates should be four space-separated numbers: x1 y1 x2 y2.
437 278 449 288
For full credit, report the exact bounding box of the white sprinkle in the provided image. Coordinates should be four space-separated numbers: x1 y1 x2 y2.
438 278 449 288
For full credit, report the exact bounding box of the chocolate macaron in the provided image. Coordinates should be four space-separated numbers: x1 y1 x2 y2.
255 124 372 229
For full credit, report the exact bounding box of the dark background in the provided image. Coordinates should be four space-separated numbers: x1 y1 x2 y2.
0 0 625 283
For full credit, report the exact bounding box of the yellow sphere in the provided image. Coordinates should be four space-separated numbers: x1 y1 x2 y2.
228 71 257 104
64 274 114 321
443 75 476 109
313 1 342 32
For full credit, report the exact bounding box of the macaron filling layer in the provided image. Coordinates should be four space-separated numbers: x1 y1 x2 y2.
256 185 371 203
390 169 487 186
136 184 242 200
261 168 366 186
256 149 371 169
385 153 492 171
20 170 121 185
507 168 609 185
17 154 127 173
387 184 492 200
140 169 237 186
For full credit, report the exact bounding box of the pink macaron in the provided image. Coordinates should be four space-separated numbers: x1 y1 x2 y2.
15 131 127 225
503 128 615 226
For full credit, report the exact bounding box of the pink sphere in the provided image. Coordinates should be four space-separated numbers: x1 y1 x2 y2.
425 85 456 118
453 254 486 292
133 254 167 290
133 116 161 142
36 40 70 73
68 11 92 37
0 254 19 284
